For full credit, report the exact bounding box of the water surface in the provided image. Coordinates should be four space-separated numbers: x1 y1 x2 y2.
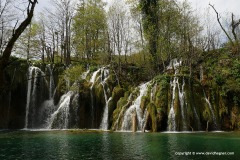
0 130 239 160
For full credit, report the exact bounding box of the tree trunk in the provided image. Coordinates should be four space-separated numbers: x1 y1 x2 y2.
27 23 32 61
0 0 37 90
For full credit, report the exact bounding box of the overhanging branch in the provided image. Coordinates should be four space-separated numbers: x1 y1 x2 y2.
209 4 234 46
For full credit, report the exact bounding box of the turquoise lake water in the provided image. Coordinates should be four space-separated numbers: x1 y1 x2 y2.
0 130 239 160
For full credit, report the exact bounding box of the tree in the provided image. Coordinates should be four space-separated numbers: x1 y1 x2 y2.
46 0 75 65
127 0 146 61
139 0 159 72
72 0 108 63
0 0 15 56
14 21 42 61
108 0 133 73
0 0 38 90
201 7 221 52
210 4 240 55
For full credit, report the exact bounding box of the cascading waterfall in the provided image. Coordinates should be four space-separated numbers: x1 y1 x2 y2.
99 69 111 130
25 66 47 129
90 68 102 127
166 58 192 131
121 82 150 131
150 83 157 102
47 91 74 129
100 97 112 130
90 68 102 85
167 59 203 131
140 83 157 131
82 69 90 80
167 59 182 131
37 65 57 128
203 91 219 130
71 93 80 127
25 67 35 128
39 99 55 128
21 64 224 131
113 93 133 130
46 65 55 99
44 68 91 129
178 78 187 131
89 67 110 128
168 77 177 131
141 108 148 131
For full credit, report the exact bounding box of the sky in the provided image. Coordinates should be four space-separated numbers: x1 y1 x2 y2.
183 0 240 15
36 0 239 16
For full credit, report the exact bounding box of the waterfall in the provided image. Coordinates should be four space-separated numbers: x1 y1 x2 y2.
168 77 177 131
141 108 148 131
90 68 102 85
90 68 102 127
44 67 92 129
150 83 157 102
89 67 110 128
178 78 187 131
39 99 55 128
99 68 111 130
36 65 57 128
81 69 90 79
113 93 133 130
203 91 219 130
46 65 55 99
100 97 112 130
167 59 182 131
25 67 47 129
121 82 150 131
47 91 74 129
25 67 34 129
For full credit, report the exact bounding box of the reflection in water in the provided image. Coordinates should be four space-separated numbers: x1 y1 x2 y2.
121 133 149 159
19 132 71 159
167 134 178 160
0 131 239 160
56 133 70 160
101 133 111 160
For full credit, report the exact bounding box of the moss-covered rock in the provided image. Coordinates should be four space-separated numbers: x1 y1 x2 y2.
146 103 157 132
108 86 125 127
111 92 130 130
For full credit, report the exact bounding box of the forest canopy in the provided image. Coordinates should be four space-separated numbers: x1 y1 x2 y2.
0 0 239 88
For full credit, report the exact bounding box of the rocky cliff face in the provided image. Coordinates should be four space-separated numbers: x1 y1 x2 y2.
0 58 28 129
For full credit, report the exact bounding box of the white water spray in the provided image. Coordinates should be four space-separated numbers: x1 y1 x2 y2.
167 59 182 131
47 91 74 129
121 82 150 131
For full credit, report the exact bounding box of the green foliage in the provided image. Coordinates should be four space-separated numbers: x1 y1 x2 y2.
15 21 42 60
112 86 125 104
72 0 108 63
154 74 170 89
147 103 157 132
58 65 85 92
231 60 240 79
109 86 124 122
64 65 84 83
112 92 130 130
215 74 225 86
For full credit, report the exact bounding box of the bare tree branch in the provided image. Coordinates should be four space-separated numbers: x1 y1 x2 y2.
209 4 234 46
0 0 38 88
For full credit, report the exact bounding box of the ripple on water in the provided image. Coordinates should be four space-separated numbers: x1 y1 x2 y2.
0 131 239 160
